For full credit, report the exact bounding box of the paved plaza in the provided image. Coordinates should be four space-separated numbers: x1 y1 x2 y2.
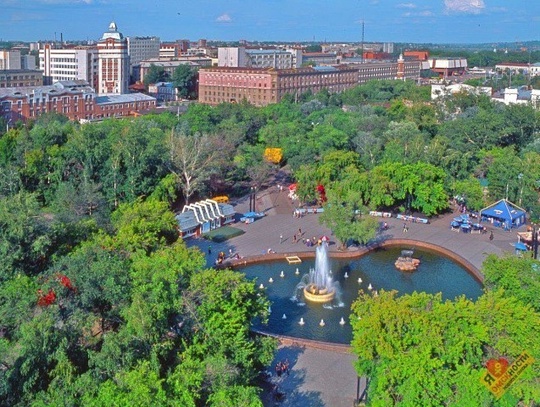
186 187 527 407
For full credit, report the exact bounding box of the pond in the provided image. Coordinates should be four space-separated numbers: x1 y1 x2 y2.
239 247 483 344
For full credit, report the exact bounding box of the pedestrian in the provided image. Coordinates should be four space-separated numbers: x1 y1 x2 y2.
280 234 283 244
228 248 233 257
402 223 408 233
293 234 297 244
298 227 302 236
489 231 494 241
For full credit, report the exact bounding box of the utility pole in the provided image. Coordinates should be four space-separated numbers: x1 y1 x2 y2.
361 20 365 64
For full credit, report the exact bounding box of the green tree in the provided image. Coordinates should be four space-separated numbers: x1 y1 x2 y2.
172 65 198 99
482 255 540 311
143 64 168 86
350 289 540 406
319 194 379 249
451 176 485 211
0 192 56 281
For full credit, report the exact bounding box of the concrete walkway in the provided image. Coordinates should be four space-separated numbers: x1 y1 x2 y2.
186 187 526 407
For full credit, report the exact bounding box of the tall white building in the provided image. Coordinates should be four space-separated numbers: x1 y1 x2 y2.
39 45 98 87
97 21 129 94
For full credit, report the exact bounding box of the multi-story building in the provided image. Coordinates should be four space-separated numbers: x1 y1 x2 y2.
428 57 468 78
198 65 359 107
160 42 182 59
21 55 36 70
0 69 43 88
302 52 338 66
356 60 420 83
0 80 156 123
39 45 98 87
495 62 540 76
0 50 22 70
148 82 178 102
126 36 160 74
218 47 302 69
96 21 130 94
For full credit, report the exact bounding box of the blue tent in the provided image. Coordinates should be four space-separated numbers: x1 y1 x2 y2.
480 199 526 229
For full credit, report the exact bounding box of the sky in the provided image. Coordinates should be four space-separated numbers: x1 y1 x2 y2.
0 0 539 44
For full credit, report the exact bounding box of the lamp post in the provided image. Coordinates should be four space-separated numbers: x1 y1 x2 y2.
533 223 538 260
249 186 256 212
518 173 523 206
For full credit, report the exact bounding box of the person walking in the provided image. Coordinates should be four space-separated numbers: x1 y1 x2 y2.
489 231 494 241
403 223 408 233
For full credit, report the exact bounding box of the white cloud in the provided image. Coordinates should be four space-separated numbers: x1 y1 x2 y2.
216 13 232 23
397 3 417 9
444 0 485 14
403 10 434 17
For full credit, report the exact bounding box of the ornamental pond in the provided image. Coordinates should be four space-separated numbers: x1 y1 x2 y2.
239 247 483 345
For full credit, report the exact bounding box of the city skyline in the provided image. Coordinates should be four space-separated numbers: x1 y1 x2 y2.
0 0 539 44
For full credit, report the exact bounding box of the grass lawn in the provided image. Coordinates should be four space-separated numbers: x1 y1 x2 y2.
203 226 245 242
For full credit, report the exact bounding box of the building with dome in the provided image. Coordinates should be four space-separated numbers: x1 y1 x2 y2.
96 21 130 94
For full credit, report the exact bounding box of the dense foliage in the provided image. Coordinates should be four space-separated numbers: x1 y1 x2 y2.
351 288 540 406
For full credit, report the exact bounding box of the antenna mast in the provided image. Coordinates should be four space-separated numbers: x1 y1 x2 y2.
361 20 365 64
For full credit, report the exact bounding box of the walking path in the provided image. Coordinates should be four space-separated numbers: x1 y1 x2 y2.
186 187 527 407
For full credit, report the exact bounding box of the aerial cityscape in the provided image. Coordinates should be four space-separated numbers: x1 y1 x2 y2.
0 0 539 406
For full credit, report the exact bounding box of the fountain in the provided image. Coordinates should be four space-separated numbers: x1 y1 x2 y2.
358 278 362 283
280 271 285 278
269 278 274 283
282 314 287 319
296 245 339 304
259 283 264 289
344 272 349 278
319 319 325 327
339 317 346 325
295 268 300 275
240 247 483 344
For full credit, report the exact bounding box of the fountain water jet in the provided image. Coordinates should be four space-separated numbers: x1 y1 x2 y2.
294 245 340 304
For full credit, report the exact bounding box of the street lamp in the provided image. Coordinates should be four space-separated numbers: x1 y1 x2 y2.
532 223 538 260
249 186 256 212
518 173 524 206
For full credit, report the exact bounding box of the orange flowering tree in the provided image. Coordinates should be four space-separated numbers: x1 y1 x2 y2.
263 148 283 164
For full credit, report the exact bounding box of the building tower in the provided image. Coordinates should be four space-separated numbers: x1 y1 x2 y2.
396 53 405 80
97 21 129 94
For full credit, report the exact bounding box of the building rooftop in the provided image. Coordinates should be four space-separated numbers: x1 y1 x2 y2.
0 82 94 98
100 21 124 41
95 93 156 105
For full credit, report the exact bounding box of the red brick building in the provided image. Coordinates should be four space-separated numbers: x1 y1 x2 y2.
198 65 359 106
0 81 156 124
